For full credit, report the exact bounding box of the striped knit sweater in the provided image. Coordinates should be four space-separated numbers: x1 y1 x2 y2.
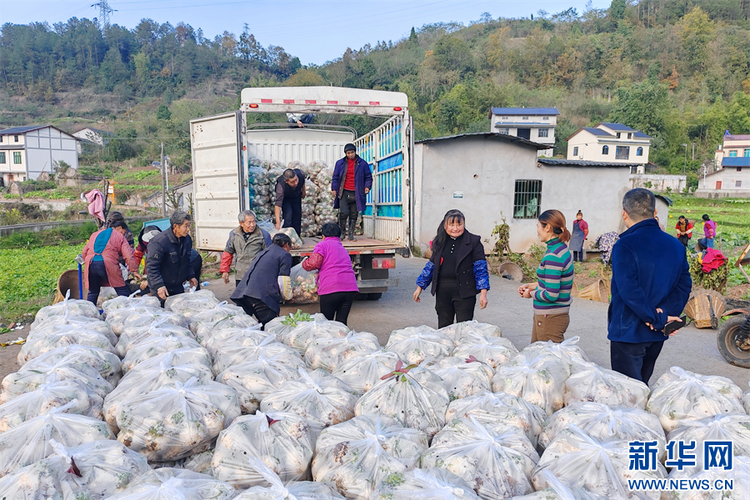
533 237 574 313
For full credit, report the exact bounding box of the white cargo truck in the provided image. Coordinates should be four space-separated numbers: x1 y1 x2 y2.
189 86 413 298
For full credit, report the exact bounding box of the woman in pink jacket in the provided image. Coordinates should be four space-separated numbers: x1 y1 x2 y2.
82 220 138 304
302 222 359 324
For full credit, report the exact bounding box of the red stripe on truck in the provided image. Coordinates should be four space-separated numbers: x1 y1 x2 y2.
369 101 380 105
305 100 316 104
348 101 359 105
261 99 272 103
327 100 338 104
283 99 295 104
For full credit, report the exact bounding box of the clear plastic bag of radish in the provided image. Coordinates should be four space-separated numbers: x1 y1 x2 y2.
491 351 569 416
211 411 315 488
385 326 453 365
332 349 403 394
564 360 650 410
312 414 429 500
371 467 481 500
304 330 380 372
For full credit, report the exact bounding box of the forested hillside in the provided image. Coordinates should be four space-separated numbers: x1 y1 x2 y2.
4 0 750 187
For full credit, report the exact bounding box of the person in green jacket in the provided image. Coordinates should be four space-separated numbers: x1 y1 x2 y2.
518 209 574 343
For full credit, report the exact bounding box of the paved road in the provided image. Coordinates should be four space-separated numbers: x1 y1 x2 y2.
2 256 749 389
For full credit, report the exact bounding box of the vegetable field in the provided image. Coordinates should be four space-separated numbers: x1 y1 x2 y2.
0 245 80 321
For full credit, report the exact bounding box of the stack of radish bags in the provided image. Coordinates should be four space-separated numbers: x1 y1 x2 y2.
2 292 750 500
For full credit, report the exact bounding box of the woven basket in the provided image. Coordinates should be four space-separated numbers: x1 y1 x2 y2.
684 289 726 329
53 269 85 304
578 279 609 303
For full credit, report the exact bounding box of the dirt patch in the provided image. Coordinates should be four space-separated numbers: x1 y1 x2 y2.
726 283 750 300
0 328 26 382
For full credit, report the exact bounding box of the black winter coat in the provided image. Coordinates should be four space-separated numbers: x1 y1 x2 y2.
429 231 485 299
231 244 292 314
146 228 195 293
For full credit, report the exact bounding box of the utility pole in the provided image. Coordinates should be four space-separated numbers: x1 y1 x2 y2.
682 143 688 175
91 0 115 32
161 142 166 217
692 143 695 161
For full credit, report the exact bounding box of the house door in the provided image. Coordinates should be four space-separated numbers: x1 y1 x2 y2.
716 181 722 189
517 128 531 140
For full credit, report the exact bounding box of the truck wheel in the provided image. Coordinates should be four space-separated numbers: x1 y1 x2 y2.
367 293 382 300
716 315 750 368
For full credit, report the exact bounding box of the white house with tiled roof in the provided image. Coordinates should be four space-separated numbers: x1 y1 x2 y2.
566 123 651 171
488 107 559 157
0 125 79 186
695 131 750 197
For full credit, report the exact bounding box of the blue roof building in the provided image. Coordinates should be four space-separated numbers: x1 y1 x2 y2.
0 125 79 186
566 123 652 169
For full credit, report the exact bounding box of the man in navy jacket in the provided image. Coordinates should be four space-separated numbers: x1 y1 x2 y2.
331 143 372 241
608 188 692 384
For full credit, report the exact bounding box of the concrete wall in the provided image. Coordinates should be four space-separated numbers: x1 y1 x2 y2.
413 136 631 254
630 174 687 193
695 189 750 199
24 127 79 180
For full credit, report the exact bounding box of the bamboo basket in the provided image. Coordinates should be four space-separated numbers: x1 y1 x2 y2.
684 289 726 329
578 279 609 303
53 269 85 304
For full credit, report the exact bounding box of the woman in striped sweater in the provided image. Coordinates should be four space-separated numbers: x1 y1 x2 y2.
518 209 574 343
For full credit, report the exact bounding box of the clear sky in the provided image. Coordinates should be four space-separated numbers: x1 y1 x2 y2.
0 0 612 65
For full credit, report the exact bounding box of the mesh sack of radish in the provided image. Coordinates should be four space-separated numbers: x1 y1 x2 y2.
420 415 539 499
114 378 240 461
354 362 450 439
312 414 429 500
645 367 744 432
211 411 315 488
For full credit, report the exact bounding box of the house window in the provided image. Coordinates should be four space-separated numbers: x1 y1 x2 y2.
538 128 549 138
737 180 743 188
745 149 750 157
513 180 542 219
0 152 5 164
616 146 630 160
498 128 509 134
0 136 3 143
13 135 19 143
542 116 549 120
636 147 643 156
738 167 743 172
729 150 738 157
522 116 529 120
602 145 609 155
573 146 579 156
13 152 22 164
502 116 509 119
627 133 632 139
616 133 621 139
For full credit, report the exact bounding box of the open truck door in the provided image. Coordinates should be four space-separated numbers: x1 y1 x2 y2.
190 111 244 251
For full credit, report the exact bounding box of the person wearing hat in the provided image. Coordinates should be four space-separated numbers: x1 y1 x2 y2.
81 220 139 304
274 168 306 237
331 143 372 241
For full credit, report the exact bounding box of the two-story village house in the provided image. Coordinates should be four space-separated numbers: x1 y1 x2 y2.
489 107 558 157
566 123 652 172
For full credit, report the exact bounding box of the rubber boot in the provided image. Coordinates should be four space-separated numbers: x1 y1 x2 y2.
348 217 357 241
338 214 348 237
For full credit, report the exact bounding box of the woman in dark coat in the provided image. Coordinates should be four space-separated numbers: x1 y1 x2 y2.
413 209 490 328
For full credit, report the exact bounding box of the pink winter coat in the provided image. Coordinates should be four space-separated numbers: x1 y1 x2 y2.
82 228 138 288
302 237 358 295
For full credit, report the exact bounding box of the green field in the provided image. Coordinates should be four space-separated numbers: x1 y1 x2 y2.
0 245 81 323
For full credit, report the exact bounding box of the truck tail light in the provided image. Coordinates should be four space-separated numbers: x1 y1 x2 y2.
372 257 396 269
393 107 402 111
248 103 259 108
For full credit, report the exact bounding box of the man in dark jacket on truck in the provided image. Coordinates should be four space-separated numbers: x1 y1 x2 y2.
274 168 306 237
608 189 692 384
332 143 372 241
146 210 198 302
231 233 294 326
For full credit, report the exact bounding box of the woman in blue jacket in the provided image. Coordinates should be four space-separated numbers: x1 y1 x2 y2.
413 209 490 328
